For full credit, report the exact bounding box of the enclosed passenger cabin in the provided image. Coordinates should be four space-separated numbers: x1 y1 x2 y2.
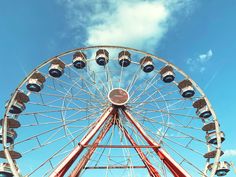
0 163 13 177
202 122 216 132
8 91 29 114
96 49 109 66
118 50 131 67
206 131 225 145
208 161 230 176
0 150 22 159
140 56 154 73
49 58 65 77
160 65 175 83
73 51 87 69
178 80 195 98
0 128 17 144
193 98 212 118
0 118 20 129
26 72 46 92
204 150 224 159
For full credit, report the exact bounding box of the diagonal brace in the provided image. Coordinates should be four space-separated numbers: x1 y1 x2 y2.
121 107 191 177
49 106 115 177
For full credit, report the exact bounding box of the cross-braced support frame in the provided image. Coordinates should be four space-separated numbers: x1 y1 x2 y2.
49 106 191 177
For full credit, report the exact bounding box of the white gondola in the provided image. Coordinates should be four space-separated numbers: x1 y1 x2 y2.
8 100 25 114
8 91 29 114
202 122 216 132
0 128 17 144
206 131 225 145
118 50 131 67
73 51 87 69
0 163 13 177
96 49 109 66
0 150 22 159
49 58 65 77
178 80 195 98
160 65 175 83
203 150 224 158
140 56 154 73
0 118 21 129
193 99 212 118
208 161 230 176
26 72 46 92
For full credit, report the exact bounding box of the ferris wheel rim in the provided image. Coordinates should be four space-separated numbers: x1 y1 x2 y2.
2 45 222 177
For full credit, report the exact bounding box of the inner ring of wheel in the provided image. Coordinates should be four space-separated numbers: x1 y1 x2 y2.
108 88 129 106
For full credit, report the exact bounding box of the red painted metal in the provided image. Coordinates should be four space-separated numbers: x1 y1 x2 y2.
84 165 147 169
49 106 114 177
84 145 159 148
121 107 191 177
116 119 161 177
69 118 115 177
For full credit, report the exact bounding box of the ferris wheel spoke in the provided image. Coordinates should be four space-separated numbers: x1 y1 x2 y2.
130 107 199 119
129 84 178 109
19 105 101 116
85 65 110 93
38 92 102 105
47 73 104 106
15 110 102 147
126 65 142 92
28 101 83 110
160 140 207 176
129 110 206 144
133 90 180 108
140 122 203 156
129 75 162 104
104 63 114 90
126 111 200 131
67 67 108 102
118 60 125 88
128 71 160 100
20 107 102 128
22 127 90 156
27 125 91 176
140 122 204 156
128 96 198 105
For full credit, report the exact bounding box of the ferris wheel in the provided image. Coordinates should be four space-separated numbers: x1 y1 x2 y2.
0 46 231 177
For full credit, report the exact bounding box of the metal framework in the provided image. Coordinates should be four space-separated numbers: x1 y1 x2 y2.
1 46 225 177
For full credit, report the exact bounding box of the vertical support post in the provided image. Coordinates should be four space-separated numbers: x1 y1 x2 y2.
116 119 161 177
121 107 191 177
49 106 114 177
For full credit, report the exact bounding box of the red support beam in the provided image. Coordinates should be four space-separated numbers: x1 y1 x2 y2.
85 165 147 169
121 107 191 177
116 119 161 177
84 145 159 148
69 118 115 177
49 106 115 177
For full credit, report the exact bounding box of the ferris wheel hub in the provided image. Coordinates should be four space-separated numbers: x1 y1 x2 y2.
108 88 129 106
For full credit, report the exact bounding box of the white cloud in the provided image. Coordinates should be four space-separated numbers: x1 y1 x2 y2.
224 149 236 157
198 49 213 62
86 1 169 49
57 0 194 49
186 49 213 73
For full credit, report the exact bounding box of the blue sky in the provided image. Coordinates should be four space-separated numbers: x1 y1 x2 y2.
0 0 236 176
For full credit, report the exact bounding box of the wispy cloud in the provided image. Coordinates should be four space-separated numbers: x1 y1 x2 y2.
57 0 194 49
186 49 213 73
224 149 236 157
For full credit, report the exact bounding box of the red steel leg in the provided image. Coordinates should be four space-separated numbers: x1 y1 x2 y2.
69 118 115 177
121 107 191 177
116 119 161 177
49 106 115 177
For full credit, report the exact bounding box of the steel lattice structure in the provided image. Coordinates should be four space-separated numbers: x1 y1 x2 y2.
1 46 230 177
